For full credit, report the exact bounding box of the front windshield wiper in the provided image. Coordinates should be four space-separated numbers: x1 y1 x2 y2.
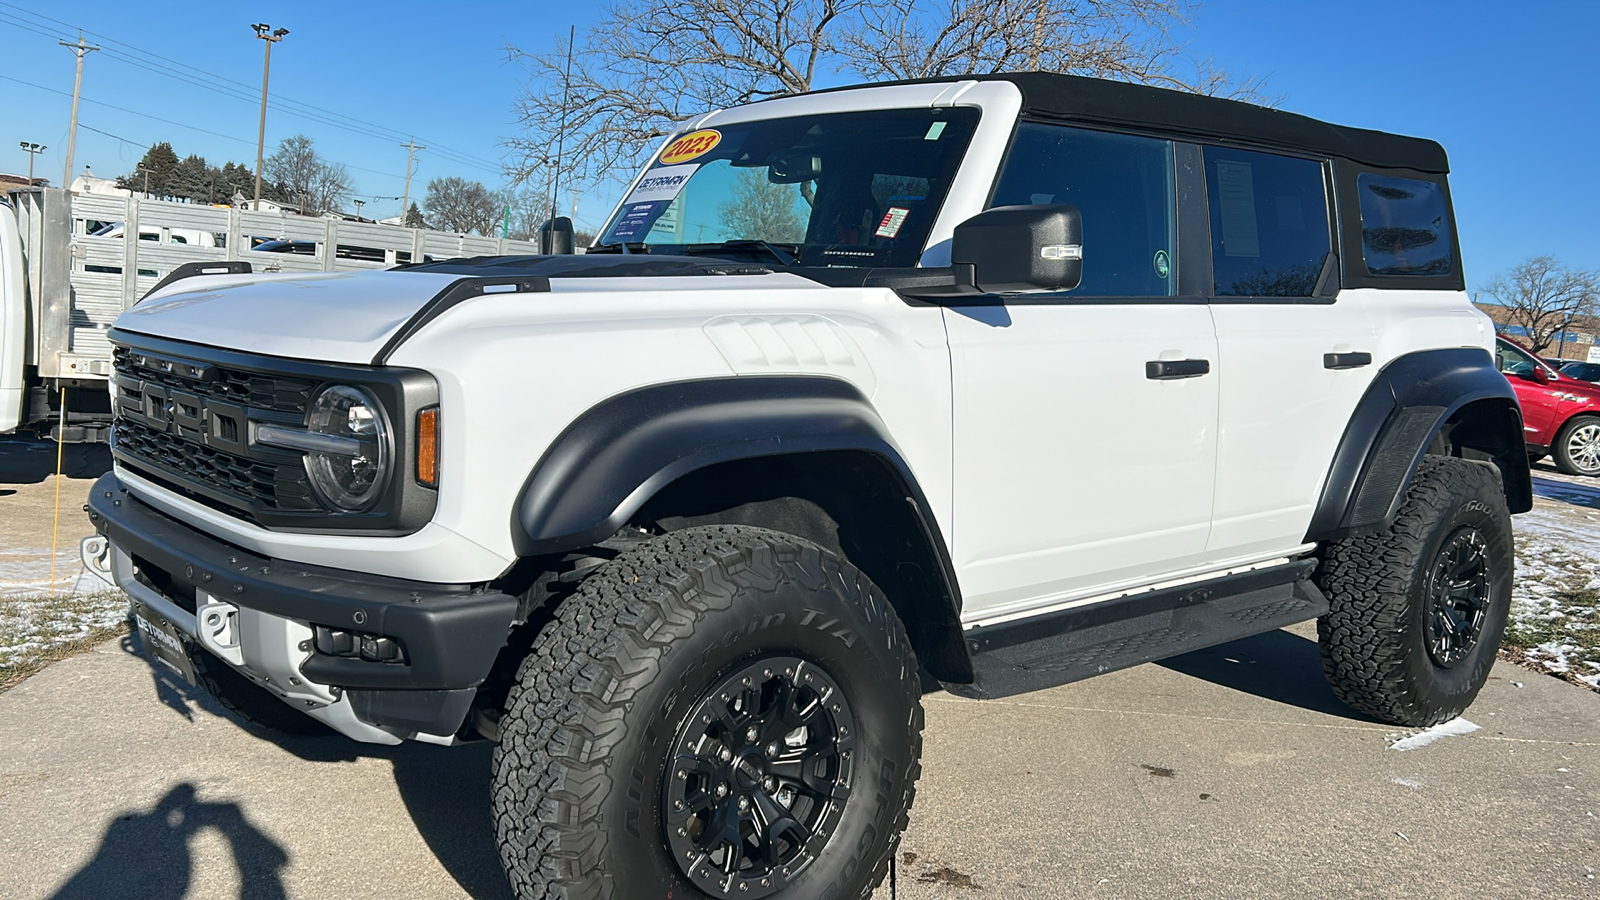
681 240 799 267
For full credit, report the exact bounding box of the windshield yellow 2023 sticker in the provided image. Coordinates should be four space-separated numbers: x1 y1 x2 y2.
659 129 722 165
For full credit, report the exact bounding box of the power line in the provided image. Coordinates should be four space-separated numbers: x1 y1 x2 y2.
0 4 506 174
0 74 406 183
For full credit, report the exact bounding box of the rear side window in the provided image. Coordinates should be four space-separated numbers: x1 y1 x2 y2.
1356 173 1452 277
1204 147 1330 297
991 123 1174 297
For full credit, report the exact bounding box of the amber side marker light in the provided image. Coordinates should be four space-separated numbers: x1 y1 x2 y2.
416 407 439 487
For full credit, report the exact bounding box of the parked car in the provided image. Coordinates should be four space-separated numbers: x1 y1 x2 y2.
1558 360 1600 384
1496 337 1600 475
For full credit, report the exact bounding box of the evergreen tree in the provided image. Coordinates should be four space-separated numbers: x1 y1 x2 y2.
117 142 180 196
403 202 426 229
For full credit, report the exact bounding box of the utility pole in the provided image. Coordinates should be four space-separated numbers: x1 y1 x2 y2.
59 33 99 190
252 23 289 208
353 198 365 221
400 137 424 225
19 142 46 185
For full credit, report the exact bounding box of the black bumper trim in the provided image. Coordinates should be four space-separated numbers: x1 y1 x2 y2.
87 472 516 692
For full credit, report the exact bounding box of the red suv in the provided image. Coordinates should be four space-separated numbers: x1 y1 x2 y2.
1496 337 1600 476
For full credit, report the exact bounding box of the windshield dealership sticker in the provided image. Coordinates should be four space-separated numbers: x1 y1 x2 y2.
875 207 911 238
659 129 722 164
624 164 699 205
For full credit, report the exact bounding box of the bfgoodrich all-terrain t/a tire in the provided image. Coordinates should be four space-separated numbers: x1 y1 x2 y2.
492 525 923 900
1315 456 1513 727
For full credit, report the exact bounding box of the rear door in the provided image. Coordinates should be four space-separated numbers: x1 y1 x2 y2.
1203 146 1379 561
944 124 1219 622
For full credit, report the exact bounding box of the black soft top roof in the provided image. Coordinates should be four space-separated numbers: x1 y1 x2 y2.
806 72 1448 174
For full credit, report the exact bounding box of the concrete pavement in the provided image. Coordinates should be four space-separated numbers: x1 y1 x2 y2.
0 620 1595 900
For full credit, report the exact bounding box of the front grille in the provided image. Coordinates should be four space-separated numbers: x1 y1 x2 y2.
112 345 316 414
111 342 324 520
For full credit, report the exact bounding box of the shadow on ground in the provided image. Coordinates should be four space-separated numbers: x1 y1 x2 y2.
1157 627 1372 722
119 633 513 899
1531 472 1600 510
48 783 289 900
0 435 113 484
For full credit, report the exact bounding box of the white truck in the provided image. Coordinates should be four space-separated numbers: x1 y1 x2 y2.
83 73 1529 900
0 188 546 441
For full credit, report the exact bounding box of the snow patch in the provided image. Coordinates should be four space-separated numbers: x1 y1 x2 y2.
1388 718 1479 751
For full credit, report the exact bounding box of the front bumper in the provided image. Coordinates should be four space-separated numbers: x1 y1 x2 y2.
85 473 517 743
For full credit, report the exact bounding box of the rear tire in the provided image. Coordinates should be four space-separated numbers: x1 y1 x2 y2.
1315 457 1513 726
492 525 922 900
1552 415 1600 477
190 646 330 736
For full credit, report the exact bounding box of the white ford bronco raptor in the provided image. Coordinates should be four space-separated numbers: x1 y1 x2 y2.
85 73 1529 899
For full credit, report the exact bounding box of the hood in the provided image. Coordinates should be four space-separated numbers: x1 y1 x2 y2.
115 270 463 364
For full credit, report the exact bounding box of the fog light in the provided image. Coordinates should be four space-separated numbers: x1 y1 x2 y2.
314 625 406 665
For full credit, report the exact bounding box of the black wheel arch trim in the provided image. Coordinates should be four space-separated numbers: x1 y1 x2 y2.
511 375 972 681
1305 346 1532 543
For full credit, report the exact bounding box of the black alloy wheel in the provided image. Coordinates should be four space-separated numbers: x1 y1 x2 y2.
664 655 854 899
1424 526 1491 667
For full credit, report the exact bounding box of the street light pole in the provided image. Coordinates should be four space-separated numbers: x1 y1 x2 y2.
59 33 99 190
400 137 425 225
252 23 288 209
19 142 47 185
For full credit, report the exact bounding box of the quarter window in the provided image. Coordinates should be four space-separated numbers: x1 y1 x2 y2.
1356 173 1452 276
1204 147 1330 297
991 124 1174 297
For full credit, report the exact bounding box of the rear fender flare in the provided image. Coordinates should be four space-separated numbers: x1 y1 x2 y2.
1304 347 1531 543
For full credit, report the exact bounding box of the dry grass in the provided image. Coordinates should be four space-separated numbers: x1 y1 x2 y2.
0 590 130 693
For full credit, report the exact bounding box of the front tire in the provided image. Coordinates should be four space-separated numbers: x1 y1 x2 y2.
1315 457 1513 726
492 525 922 900
1552 415 1600 477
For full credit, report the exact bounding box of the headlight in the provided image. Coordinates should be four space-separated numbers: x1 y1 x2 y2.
303 385 389 512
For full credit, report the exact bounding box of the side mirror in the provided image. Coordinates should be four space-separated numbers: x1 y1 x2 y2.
1532 366 1554 385
538 216 575 255
952 204 1083 293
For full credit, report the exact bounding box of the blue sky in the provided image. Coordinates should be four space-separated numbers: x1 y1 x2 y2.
0 0 1593 295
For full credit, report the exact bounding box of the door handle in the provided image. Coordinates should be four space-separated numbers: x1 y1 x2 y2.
1323 351 1372 370
1145 359 1210 380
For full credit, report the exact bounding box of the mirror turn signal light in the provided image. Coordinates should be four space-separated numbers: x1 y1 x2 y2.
417 407 439 487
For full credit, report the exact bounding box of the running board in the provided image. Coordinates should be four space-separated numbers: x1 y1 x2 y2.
947 561 1328 700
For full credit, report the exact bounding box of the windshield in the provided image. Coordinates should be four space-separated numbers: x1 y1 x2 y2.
596 107 980 267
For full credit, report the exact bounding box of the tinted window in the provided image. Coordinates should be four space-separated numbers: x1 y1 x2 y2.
1357 173 1452 276
1560 361 1600 383
991 124 1174 297
1204 147 1329 297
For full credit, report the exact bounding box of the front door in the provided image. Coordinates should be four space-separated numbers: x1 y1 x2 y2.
944 124 1219 622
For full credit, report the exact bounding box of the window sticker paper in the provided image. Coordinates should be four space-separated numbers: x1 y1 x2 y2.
924 121 948 140
1216 160 1260 257
875 207 911 238
623 164 699 205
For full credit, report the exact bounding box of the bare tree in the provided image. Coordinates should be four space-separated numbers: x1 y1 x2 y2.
425 177 500 235
505 0 1271 196
717 170 809 243
1483 256 1600 356
265 135 351 215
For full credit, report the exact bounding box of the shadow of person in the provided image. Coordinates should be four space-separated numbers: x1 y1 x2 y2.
1156 627 1375 722
49 783 288 900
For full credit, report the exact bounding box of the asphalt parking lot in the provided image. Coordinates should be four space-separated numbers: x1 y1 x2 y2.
0 438 1596 899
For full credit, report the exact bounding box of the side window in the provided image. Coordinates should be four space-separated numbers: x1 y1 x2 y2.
1495 341 1540 378
991 124 1174 297
1356 173 1452 276
1204 147 1330 297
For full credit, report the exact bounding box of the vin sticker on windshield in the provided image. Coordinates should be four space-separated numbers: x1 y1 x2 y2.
875 207 911 238
623 164 699 205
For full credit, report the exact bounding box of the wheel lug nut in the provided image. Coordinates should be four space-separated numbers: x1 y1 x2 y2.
763 777 775 791
738 796 750 810
716 783 728 798
720 748 732 762
766 743 777 756
746 726 758 743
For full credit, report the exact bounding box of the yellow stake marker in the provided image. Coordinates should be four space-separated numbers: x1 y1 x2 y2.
49 388 65 596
